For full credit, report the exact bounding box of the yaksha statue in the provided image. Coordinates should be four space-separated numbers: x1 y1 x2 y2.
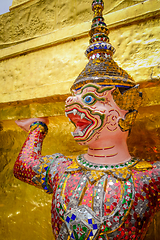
14 1 160 240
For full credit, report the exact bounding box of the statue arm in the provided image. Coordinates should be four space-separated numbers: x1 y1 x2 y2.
13 121 53 192
14 118 72 194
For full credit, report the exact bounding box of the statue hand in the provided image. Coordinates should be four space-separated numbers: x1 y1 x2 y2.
15 117 49 132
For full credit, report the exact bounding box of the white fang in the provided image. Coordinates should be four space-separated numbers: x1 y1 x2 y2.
73 109 77 115
81 113 85 119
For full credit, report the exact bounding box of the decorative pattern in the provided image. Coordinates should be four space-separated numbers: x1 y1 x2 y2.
76 154 139 171
118 111 138 132
85 42 115 59
71 56 136 91
14 123 160 240
30 121 48 134
112 85 142 111
89 52 111 61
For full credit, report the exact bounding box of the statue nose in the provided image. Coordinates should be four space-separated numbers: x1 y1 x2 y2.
65 96 78 105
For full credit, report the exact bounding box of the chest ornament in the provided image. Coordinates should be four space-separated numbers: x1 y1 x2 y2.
75 155 140 180
55 156 139 239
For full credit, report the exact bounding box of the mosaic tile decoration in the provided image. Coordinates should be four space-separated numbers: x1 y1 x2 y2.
14 123 160 240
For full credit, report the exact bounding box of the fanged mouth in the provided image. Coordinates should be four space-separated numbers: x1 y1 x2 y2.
65 108 93 138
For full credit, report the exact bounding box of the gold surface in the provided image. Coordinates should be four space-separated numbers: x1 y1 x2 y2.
0 0 160 240
11 0 31 7
1 0 159 55
0 15 160 103
6 0 156 47
0 0 159 103
11 0 39 10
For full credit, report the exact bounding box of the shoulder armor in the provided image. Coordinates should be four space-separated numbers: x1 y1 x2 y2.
65 158 82 173
32 153 70 193
132 160 153 171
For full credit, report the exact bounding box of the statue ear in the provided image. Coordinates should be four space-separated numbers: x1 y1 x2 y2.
118 110 138 132
112 85 142 111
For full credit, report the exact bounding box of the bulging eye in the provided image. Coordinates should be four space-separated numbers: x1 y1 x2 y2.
83 95 95 105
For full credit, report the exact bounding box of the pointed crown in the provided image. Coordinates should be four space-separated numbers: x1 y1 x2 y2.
71 0 136 91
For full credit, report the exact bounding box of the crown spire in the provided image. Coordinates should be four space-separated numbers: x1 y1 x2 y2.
71 0 136 91
85 0 115 61
92 0 104 17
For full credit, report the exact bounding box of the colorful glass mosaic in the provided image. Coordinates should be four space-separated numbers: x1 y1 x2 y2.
14 124 160 239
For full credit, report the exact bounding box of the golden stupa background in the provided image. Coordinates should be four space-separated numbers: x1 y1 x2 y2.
0 0 160 239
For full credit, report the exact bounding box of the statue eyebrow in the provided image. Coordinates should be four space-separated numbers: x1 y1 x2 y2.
76 84 114 95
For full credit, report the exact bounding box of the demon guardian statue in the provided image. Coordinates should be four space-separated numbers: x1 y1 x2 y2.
14 1 160 239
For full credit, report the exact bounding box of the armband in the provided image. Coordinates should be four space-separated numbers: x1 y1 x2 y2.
30 121 48 134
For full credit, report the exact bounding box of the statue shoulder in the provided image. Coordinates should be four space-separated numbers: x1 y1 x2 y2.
132 159 160 171
32 153 73 193
132 159 153 171
44 153 73 174
132 159 160 184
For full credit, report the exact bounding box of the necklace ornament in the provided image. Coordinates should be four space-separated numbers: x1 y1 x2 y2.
76 154 140 172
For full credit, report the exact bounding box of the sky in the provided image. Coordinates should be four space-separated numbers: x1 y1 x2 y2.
0 0 13 15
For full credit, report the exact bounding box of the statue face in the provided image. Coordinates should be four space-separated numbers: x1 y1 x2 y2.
65 83 127 145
